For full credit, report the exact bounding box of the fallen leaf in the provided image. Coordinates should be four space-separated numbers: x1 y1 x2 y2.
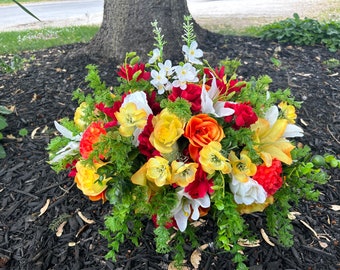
31 127 40 139
68 241 79 247
300 220 319 239
260 228 275 246
77 211 95 224
330 205 340 211
288 211 301 220
41 125 49 133
190 244 209 269
238 238 260 247
30 93 38 103
56 221 67 237
38 198 50 217
319 241 328 248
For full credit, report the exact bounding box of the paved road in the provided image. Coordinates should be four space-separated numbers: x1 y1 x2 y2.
0 0 103 31
0 0 338 32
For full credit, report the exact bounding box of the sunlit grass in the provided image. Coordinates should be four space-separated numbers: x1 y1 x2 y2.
0 25 99 54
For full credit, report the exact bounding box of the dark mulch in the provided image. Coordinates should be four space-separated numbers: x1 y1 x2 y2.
0 34 339 270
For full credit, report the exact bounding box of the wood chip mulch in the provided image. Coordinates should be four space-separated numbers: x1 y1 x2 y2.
0 34 339 270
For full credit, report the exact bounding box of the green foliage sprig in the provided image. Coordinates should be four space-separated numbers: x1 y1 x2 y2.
0 105 12 159
258 13 340 52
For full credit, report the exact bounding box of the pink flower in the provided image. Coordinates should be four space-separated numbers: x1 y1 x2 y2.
224 102 258 129
253 159 283 196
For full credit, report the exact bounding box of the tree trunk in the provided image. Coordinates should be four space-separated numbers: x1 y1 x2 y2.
87 0 208 62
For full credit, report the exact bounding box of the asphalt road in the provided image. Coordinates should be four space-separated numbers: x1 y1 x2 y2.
0 0 104 31
0 0 338 32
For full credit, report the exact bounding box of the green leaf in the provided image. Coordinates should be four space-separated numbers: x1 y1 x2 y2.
12 0 41 21
0 115 8 130
0 144 6 159
0 106 12 115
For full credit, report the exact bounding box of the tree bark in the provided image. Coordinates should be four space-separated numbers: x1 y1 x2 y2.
87 0 208 62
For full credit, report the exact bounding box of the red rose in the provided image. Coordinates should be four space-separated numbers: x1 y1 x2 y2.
224 102 258 130
253 159 283 196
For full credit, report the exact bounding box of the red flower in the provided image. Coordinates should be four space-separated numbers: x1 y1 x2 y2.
79 122 107 159
224 102 258 129
184 165 214 199
168 84 202 113
117 63 150 82
66 160 78 178
146 91 161 115
204 66 227 95
138 115 161 159
253 159 283 196
152 214 177 229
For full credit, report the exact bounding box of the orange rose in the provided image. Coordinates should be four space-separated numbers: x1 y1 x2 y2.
184 114 225 160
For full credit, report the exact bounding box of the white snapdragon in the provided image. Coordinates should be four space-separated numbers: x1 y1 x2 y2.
229 175 267 205
182 41 203 65
148 48 161 64
171 189 210 232
172 63 199 90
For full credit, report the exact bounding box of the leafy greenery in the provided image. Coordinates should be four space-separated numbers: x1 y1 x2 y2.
0 54 30 73
0 105 12 159
258 13 340 52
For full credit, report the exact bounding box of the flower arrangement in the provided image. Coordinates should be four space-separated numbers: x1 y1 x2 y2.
48 16 336 268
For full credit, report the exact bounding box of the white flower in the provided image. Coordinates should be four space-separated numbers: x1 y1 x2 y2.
158 59 174 76
172 63 198 90
148 48 161 64
171 189 210 232
182 41 203 65
229 175 267 205
265 105 303 137
49 121 82 163
151 69 168 93
200 74 234 117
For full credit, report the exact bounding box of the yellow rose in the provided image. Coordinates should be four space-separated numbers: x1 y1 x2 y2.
149 109 184 154
74 160 111 200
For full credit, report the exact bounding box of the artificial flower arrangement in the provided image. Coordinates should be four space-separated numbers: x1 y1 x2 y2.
48 16 335 268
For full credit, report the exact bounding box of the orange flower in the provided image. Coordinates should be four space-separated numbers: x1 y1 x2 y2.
79 122 106 159
184 114 225 160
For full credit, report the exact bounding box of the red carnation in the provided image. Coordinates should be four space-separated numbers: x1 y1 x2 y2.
253 159 283 196
79 122 107 159
224 102 258 130
184 165 214 199
138 115 161 159
168 84 202 113
117 63 150 82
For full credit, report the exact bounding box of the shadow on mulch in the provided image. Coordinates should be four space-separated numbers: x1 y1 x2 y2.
0 34 339 270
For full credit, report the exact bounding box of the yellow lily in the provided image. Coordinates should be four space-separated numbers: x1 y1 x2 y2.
229 150 257 183
251 118 295 166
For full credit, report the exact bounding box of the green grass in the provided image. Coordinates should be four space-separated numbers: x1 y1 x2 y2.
0 0 56 5
0 26 99 55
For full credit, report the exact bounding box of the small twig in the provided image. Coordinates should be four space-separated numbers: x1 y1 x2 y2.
8 188 39 200
326 125 340 145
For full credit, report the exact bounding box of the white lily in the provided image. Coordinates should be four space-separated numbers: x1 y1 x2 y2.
265 105 303 137
200 75 234 117
49 121 82 164
171 188 210 232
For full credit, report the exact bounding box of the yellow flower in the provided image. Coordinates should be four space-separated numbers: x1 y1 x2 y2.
131 156 171 187
251 118 295 166
114 102 148 137
74 160 111 198
74 102 88 131
150 109 184 154
199 141 231 174
170 160 198 187
229 150 257 183
278 102 297 124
